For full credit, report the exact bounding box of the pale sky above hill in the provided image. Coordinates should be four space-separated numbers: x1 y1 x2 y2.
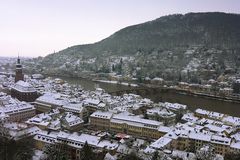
0 0 239 57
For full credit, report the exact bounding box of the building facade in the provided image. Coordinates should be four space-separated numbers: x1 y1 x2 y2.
11 80 39 102
89 111 169 139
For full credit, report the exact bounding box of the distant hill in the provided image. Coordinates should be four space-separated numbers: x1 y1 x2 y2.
33 12 240 81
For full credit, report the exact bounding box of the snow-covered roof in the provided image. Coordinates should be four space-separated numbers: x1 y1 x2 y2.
0 102 35 115
189 131 212 142
48 119 61 130
62 103 84 113
222 116 240 126
211 135 231 145
164 102 187 111
158 126 172 133
0 111 9 120
63 112 83 126
3 122 41 140
111 113 162 129
97 140 119 150
150 137 172 149
181 113 199 123
204 123 226 133
68 133 100 146
230 141 240 149
36 93 68 106
195 108 210 115
32 74 44 79
26 113 51 126
147 107 175 117
11 80 36 92
34 130 58 144
84 98 100 106
208 111 224 119
57 131 70 139
231 132 240 141
90 111 113 119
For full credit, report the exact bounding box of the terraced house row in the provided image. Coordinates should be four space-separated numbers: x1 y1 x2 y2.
90 110 240 156
149 122 240 156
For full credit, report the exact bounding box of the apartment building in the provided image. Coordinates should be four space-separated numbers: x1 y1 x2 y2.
89 111 170 139
89 111 113 130
34 93 68 112
0 102 35 122
34 130 118 160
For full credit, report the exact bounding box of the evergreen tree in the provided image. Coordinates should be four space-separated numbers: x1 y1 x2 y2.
224 152 240 160
120 152 143 160
143 112 149 119
44 143 68 160
112 64 115 72
178 73 182 82
0 137 34 160
151 151 159 160
187 141 196 153
233 82 240 94
80 142 95 160
175 112 183 123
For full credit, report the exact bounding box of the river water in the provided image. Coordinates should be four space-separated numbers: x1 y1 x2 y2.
60 76 240 117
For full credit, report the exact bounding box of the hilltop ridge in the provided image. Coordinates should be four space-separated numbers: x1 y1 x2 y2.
29 12 240 81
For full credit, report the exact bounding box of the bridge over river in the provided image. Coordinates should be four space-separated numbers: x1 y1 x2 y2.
108 86 170 96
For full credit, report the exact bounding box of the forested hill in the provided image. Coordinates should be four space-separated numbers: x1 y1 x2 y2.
44 12 240 60
31 12 240 81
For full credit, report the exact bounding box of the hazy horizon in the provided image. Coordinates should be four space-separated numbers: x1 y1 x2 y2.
0 0 240 58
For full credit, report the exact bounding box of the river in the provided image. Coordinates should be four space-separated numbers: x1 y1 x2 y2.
59 76 240 117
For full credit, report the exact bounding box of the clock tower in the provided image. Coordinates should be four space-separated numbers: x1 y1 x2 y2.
15 56 24 82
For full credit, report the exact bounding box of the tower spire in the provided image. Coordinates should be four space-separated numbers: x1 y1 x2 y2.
17 53 20 64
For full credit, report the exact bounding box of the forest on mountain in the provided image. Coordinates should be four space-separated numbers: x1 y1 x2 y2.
27 12 240 82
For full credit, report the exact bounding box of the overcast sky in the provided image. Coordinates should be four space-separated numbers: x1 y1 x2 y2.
0 0 239 57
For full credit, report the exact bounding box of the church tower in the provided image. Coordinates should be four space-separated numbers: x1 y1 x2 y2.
15 56 24 82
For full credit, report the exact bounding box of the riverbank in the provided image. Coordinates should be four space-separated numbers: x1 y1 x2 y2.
45 73 240 104
93 79 139 87
55 76 240 116
174 89 240 104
